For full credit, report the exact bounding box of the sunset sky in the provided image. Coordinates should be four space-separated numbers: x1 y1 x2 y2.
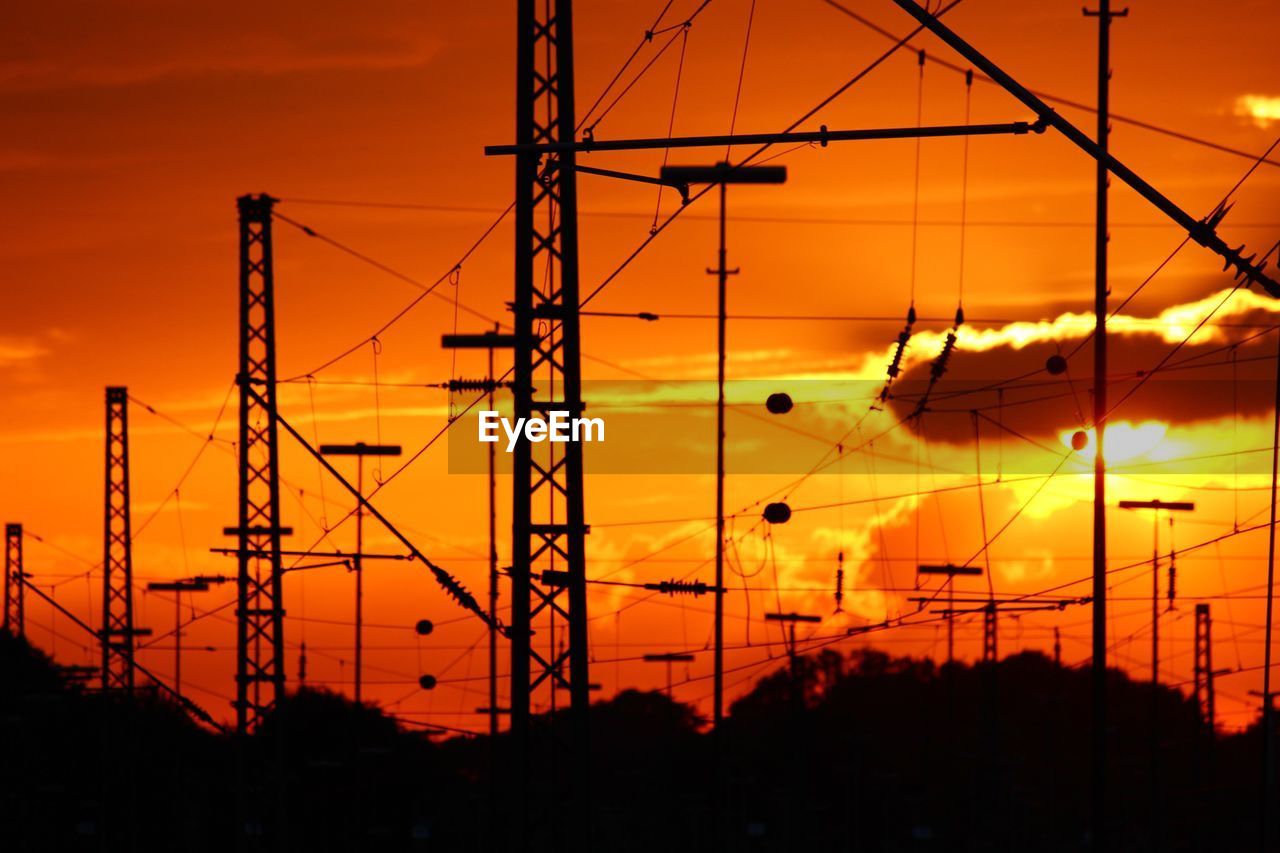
2 0 1279 733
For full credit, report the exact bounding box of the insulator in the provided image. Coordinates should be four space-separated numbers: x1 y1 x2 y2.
1168 560 1177 604
447 378 503 392
954 305 964 326
929 332 957 381
763 502 792 525
834 556 845 611
766 392 794 415
645 579 711 597
886 305 917 381
886 327 911 379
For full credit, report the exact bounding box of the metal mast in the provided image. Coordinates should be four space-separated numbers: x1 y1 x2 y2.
103 387 137 693
510 0 591 843
1194 603 1215 731
1084 3 1124 845
982 602 997 664
228 193 289 732
3 523 23 636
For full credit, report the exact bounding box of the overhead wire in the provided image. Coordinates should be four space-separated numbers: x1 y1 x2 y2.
818 0 1280 169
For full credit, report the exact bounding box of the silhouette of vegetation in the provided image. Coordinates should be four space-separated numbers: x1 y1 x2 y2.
1 631 1270 851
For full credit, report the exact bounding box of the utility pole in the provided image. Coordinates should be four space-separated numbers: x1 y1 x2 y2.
226 193 290 733
146 576 229 698
103 387 149 693
658 163 787 737
764 611 819 848
643 652 696 698
917 563 982 668
1265 321 1280 853
510 1 591 846
665 163 787 848
442 328 517 740
1120 498 1193 852
3 523 23 636
764 612 821 703
318 442 402 705
1083 2 1125 847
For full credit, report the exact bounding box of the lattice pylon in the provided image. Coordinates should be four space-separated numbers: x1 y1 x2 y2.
1194 603 1214 731
229 193 289 734
102 387 136 693
509 0 592 845
3 523 23 636
983 603 998 665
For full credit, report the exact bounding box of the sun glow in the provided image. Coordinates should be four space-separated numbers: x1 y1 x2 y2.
1060 421 1168 463
1236 94 1280 128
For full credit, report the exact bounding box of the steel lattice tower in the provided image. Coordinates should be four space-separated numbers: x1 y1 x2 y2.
103 387 137 693
229 193 288 733
982 603 997 664
1194 603 1214 730
3 523 23 636
510 0 591 842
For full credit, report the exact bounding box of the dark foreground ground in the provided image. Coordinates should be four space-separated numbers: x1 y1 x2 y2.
0 631 1271 851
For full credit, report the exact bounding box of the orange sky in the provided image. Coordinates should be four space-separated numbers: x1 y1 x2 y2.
2 0 1279 732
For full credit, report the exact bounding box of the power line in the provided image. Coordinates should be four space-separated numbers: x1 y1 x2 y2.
819 0 1280 169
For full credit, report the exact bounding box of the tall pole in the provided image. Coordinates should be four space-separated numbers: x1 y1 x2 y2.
3 523 22 636
658 163 785 739
1194 603 1213 730
317 441 402 706
1084 1 1124 845
714 180 729 735
487 339 499 740
1151 514 1159 692
1150 510 1160 851
644 653 695 699
146 579 221 708
1119 498 1192 850
510 1 591 840
174 592 182 695
228 193 289 733
355 458 364 704
442 328 515 743
103 387 138 694
1263 325 1280 851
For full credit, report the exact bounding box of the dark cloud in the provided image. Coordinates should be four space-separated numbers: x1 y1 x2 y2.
885 301 1279 442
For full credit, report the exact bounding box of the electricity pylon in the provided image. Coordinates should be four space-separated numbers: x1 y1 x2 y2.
226 193 290 733
103 387 141 693
3 523 23 636
508 0 592 847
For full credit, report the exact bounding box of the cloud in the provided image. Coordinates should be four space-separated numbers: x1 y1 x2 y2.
0 336 49 367
749 286 1280 445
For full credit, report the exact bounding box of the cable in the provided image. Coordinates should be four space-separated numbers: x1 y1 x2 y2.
724 0 758 160
578 0 968 310
819 0 1280 169
275 204 512 380
577 0 677 131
